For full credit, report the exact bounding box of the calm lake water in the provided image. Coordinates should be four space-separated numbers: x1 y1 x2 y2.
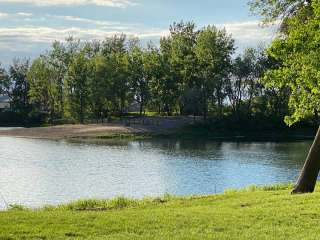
0 136 311 208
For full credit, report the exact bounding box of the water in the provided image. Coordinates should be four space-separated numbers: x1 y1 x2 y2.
0 136 311 208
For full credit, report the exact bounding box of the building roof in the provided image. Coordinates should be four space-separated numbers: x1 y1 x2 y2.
0 95 10 103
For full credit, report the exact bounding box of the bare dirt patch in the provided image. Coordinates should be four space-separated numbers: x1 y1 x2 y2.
0 124 135 139
0 117 195 139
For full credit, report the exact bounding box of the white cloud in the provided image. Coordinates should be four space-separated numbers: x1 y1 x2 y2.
0 12 9 18
0 13 276 46
0 20 276 50
0 20 276 66
217 21 278 50
17 12 33 17
0 0 136 8
0 26 167 44
0 25 163 64
0 11 33 18
53 15 114 26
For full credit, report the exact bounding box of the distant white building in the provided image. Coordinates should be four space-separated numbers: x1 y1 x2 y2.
0 95 10 111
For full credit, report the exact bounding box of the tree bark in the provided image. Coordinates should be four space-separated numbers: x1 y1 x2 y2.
292 126 320 194
313 109 319 127
80 94 84 124
203 90 207 121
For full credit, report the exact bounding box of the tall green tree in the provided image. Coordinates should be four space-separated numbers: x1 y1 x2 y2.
47 41 69 117
28 56 60 122
65 52 92 123
155 39 180 115
261 1 320 193
101 35 131 115
252 48 290 122
164 21 198 114
195 25 234 119
143 45 168 114
110 52 131 115
102 34 127 56
9 59 31 117
0 64 9 96
89 54 113 122
128 43 150 115
227 48 260 120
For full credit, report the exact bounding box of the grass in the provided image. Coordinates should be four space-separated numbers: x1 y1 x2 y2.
2 184 320 239
128 112 160 117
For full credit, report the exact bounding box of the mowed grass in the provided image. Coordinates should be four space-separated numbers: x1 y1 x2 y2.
1 184 320 239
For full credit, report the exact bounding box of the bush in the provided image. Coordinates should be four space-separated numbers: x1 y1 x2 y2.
0 110 48 126
0 111 23 125
51 118 77 125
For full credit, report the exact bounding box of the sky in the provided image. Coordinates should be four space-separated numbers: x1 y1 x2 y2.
0 0 278 66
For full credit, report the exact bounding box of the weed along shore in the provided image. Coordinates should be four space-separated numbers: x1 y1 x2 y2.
1 184 320 239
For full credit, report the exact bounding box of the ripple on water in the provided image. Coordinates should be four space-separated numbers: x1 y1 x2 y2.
0 137 311 208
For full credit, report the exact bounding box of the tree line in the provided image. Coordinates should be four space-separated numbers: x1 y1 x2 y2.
0 21 291 126
2 0 320 193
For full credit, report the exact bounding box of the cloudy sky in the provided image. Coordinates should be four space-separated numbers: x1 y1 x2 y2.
0 0 277 66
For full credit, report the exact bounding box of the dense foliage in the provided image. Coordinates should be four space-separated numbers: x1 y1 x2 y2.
250 0 320 193
262 1 320 126
248 0 313 32
0 22 293 126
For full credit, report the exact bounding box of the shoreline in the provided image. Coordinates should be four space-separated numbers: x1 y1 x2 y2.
1 183 320 239
0 123 316 142
3 183 293 211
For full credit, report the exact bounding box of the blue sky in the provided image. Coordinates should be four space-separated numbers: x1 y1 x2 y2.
0 0 277 66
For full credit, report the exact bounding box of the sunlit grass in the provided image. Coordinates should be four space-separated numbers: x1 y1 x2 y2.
2 184 320 239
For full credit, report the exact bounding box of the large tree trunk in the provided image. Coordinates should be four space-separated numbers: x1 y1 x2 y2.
292 126 320 194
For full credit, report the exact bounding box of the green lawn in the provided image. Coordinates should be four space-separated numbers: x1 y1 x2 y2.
1 184 320 239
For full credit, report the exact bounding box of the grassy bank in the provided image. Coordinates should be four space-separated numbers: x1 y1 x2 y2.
2 184 320 239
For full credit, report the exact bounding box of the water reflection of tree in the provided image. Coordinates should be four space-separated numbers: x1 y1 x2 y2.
139 139 224 158
138 139 311 171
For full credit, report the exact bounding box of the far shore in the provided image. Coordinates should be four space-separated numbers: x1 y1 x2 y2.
0 118 316 142
0 117 196 140
0 124 138 140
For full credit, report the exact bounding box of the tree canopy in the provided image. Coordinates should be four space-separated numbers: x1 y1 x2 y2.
0 21 291 127
249 0 313 31
262 0 320 126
